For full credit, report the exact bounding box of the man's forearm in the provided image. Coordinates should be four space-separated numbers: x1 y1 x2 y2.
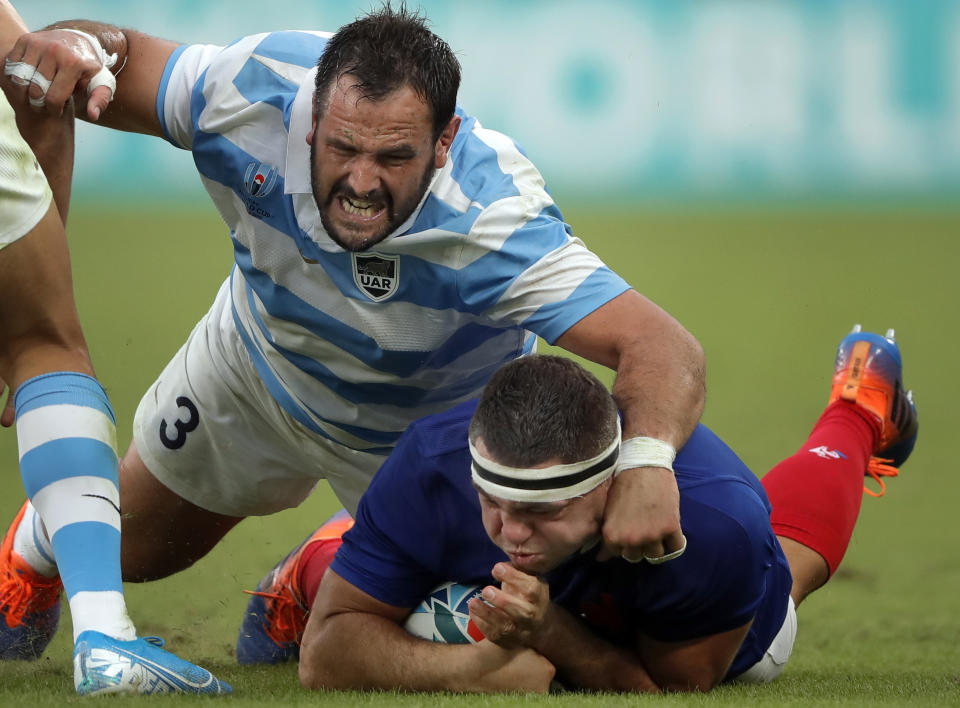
302 571 553 692
610 320 705 449
553 289 706 449
529 603 660 693
300 611 552 693
302 611 475 691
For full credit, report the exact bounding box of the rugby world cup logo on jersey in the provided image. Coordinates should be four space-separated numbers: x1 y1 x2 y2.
243 161 279 199
352 253 399 302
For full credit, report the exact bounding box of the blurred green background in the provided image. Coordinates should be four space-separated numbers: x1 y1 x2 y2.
2 0 959 703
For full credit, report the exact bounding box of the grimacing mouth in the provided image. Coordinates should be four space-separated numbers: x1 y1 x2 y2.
339 194 385 218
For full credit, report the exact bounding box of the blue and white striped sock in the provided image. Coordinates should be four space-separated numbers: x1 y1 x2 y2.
15 372 136 642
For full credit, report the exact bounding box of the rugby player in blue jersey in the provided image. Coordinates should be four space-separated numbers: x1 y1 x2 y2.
236 331 916 692
3 5 702 646
0 0 229 694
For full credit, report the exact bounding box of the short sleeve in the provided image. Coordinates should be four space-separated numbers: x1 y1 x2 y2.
157 43 225 149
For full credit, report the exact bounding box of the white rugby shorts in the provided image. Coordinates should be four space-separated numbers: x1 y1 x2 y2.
734 596 798 684
133 279 389 517
0 93 53 250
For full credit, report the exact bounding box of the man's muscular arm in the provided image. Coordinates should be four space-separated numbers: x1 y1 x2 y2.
471 563 747 693
469 563 659 692
555 289 705 560
299 569 555 693
4 19 178 135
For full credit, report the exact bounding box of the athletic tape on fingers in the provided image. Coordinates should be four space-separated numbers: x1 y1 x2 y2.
59 29 118 101
85 65 116 101
4 60 52 107
4 60 36 86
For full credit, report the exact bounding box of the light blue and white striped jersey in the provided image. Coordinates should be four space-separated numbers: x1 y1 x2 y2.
156 30 631 452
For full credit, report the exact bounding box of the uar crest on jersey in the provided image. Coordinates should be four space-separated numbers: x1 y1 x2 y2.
352 253 399 301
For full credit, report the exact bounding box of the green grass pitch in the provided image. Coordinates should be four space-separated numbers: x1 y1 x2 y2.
0 204 957 705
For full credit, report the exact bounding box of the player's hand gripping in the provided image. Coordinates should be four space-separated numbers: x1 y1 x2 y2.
469 562 550 649
4 29 117 120
598 466 686 563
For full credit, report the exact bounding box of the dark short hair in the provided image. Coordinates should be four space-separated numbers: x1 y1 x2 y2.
314 3 461 140
468 356 620 468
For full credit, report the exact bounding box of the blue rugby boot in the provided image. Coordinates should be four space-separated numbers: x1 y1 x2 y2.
829 325 918 496
237 509 353 664
0 501 62 660
73 631 232 695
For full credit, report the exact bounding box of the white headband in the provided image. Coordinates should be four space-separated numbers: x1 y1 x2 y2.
470 419 621 503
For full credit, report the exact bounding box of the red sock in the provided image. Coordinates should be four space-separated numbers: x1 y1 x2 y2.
298 537 343 611
761 400 880 575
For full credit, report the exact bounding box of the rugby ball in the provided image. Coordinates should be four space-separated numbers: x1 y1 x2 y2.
403 581 486 644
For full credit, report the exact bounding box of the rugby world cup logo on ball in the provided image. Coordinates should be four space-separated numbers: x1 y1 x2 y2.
404 582 486 644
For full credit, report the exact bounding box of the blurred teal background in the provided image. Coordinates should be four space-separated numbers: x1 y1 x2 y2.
18 0 960 205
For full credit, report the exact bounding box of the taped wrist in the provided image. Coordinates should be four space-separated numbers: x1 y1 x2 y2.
616 436 676 476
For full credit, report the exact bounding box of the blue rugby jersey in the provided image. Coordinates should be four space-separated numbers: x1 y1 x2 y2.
332 401 793 680
155 32 631 452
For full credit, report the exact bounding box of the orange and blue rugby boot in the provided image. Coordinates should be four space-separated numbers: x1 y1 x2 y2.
0 501 62 660
829 324 918 496
236 509 353 664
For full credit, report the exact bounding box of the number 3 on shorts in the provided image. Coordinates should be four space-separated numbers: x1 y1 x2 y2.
159 396 200 450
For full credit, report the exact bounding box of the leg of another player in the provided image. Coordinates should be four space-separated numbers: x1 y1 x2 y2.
236 510 352 664
762 400 879 607
118 442 245 582
0 203 137 644
0 178 231 699
764 327 917 608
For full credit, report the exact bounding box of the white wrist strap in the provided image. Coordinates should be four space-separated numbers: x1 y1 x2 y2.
59 28 118 100
617 436 676 476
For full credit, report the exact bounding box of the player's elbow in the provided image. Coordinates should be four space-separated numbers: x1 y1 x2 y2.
684 331 707 410
674 323 706 389
298 635 340 690
298 651 338 690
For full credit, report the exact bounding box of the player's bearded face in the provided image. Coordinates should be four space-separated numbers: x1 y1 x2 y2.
309 79 441 252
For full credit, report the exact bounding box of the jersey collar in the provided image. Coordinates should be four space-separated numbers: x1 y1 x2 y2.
284 66 317 196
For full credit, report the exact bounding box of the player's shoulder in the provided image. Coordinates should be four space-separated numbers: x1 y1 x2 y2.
367 401 477 505
443 108 553 213
403 400 478 459
197 30 328 92
213 30 330 65
674 424 772 530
